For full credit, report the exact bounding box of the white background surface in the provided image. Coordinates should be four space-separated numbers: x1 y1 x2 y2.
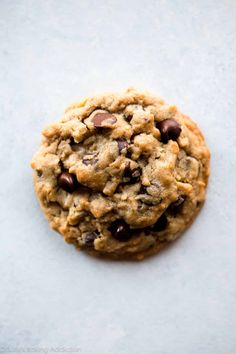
0 1 236 353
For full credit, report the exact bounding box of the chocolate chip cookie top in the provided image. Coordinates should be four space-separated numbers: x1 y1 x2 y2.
31 88 210 259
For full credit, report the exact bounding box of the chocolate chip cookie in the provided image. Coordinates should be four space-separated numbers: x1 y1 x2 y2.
31 88 210 259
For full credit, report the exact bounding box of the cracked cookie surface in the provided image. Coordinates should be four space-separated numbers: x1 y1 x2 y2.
31 88 210 259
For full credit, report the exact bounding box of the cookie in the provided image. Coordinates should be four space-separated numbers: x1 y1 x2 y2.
31 88 210 260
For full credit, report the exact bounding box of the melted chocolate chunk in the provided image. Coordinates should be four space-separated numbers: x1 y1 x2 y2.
92 113 117 128
69 137 76 146
108 219 131 241
123 163 141 183
156 119 181 143
58 172 78 193
117 139 129 154
126 148 133 159
152 213 168 231
124 114 132 122
168 196 185 215
123 161 131 176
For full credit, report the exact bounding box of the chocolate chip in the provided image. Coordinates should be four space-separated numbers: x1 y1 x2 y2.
69 137 76 145
156 119 181 143
123 161 131 175
124 114 132 122
108 219 131 241
139 185 147 194
117 139 129 154
58 172 78 193
168 196 185 215
92 113 117 127
84 232 98 246
153 213 168 231
126 149 132 159
123 163 141 183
